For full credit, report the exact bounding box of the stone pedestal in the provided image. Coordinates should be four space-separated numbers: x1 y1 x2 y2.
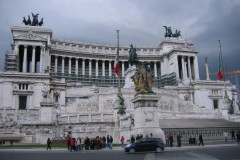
131 93 165 141
40 102 54 123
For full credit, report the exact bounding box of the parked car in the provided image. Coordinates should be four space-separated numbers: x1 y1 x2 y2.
124 138 165 153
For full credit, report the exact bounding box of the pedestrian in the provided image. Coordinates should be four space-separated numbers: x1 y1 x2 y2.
66 137 71 150
46 138 52 150
81 137 84 150
231 130 235 140
236 131 240 146
224 132 228 142
109 136 113 149
136 134 140 141
76 137 81 151
165 134 170 147
107 135 110 149
177 133 181 147
70 138 75 152
169 134 173 147
199 134 204 146
120 136 124 148
131 135 135 143
150 133 153 138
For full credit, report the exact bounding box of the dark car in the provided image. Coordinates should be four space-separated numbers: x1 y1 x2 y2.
124 138 165 153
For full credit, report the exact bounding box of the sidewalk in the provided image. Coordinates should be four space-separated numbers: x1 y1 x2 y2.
0 143 237 152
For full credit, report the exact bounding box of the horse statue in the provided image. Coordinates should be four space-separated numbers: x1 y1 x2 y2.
22 17 28 25
27 15 31 25
128 44 138 66
172 29 181 38
163 26 181 38
163 26 172 37
31 13 39 26
39 18 44 26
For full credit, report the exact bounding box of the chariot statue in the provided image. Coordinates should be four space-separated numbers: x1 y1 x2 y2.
163 26 181 38
22 13 44 26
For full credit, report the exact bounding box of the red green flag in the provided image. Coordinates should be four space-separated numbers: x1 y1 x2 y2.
217 54 223 80
114 49 119 76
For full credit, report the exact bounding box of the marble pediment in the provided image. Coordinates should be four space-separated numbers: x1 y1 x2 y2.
13 31 47 42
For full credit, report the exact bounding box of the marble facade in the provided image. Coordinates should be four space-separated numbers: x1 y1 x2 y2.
0 25 239 144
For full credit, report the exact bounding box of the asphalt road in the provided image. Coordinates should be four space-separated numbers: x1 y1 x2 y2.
0 145 239 160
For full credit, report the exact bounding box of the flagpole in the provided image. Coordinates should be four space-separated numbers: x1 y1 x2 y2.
117 30 120 91
218 40 228 99
218 40 225 82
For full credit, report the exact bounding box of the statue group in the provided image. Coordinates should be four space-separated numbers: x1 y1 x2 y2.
23 13 44 26
163 26 181 38
131 62 154 94
128 44 138 66
128 44 154 93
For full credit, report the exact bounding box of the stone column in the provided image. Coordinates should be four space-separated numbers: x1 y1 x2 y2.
62 56 65 74
181 56 185 80
14 44 19 55
154 61 157 78
40 47 45 73
12 95 16 109
82 59 85 75
23 45 27 72
187 57 192 80
205 58 210 80
75 58 78 75
122 61 125 77
109 60 112 76
160 59 164 75
193 56 200 80
29 95 32 109
31 46 36 73
89 59 92 75
68 57 72 75
102 60 105 76
96 60 99 76
54 55 58 73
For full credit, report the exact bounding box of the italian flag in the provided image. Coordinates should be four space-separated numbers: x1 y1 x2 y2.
114 49 119 76
217 54 223 80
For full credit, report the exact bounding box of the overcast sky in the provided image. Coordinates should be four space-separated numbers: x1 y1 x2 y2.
0 0 240 81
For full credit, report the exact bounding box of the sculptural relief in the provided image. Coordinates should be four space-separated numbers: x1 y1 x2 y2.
144 111 154 122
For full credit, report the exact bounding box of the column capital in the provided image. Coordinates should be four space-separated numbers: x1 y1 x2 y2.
69 57 72 60
24 45 28 48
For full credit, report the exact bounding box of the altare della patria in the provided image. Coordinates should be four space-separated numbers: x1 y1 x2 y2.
0 13 239 144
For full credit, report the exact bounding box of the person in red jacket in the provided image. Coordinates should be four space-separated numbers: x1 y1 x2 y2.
120 136 124 148
70 138 76 152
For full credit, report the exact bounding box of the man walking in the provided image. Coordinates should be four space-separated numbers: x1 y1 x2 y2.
199 134 204 146
47 138 52 150
169 134 173 147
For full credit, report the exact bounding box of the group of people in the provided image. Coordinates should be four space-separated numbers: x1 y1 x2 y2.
66 135 113 152
46 130 240 150
231 130 240 146
165 133 204 147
